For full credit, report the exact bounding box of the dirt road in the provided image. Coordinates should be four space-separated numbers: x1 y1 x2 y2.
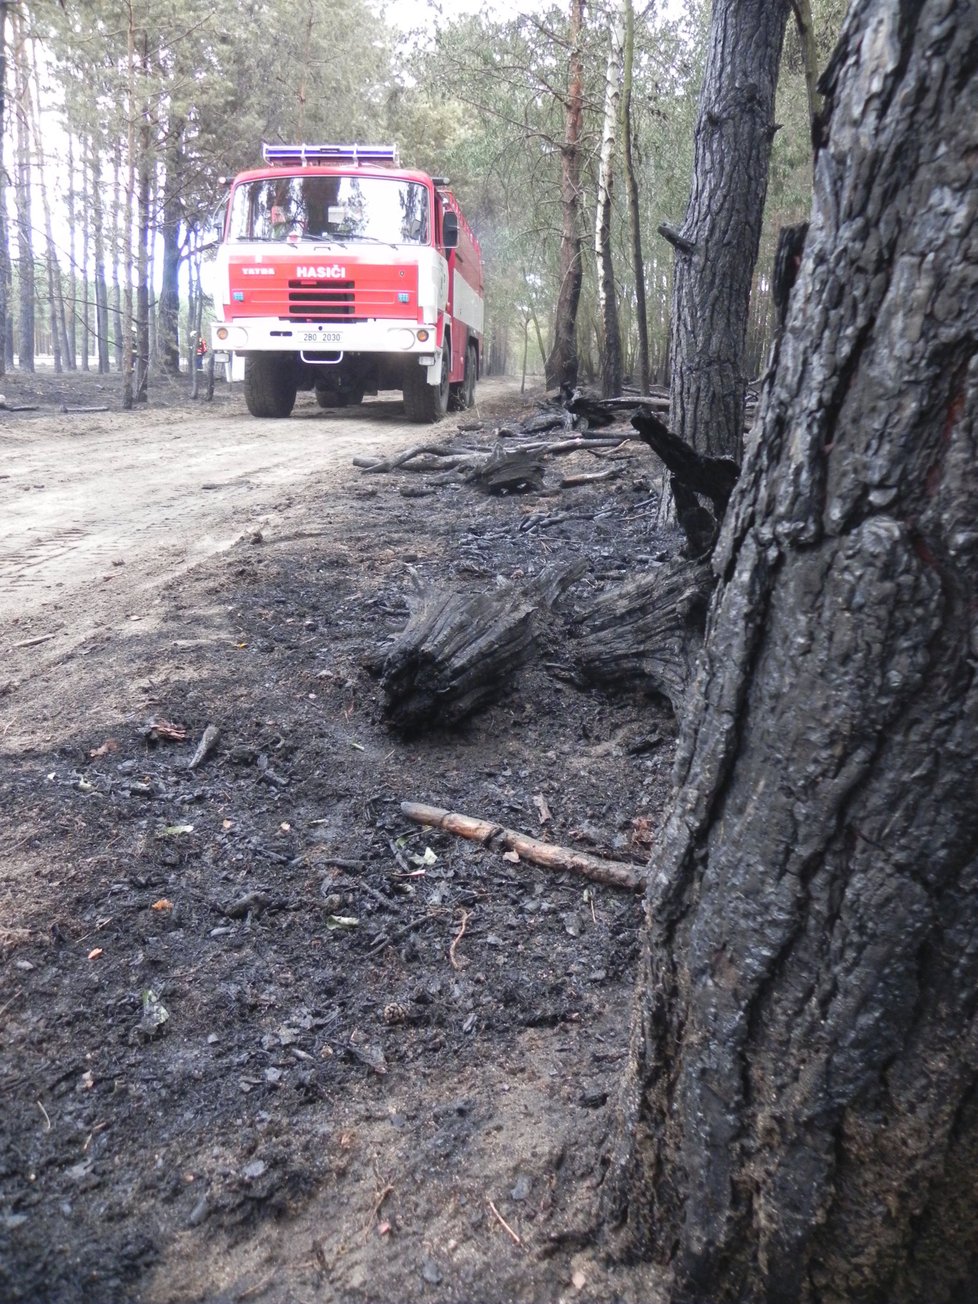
0 377 522 743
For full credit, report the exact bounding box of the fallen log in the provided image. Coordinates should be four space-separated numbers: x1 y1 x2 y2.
354 443 473 473
401 801 644 892
571 557 713 712
379 561 585 733
565 386 670 427
560 466 623 488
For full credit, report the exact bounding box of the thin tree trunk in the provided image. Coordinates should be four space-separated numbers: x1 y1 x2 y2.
111 143 123 372
621 0 649 393
12 6 33 371
665 0 791 459
544 0 585 393
81 142 91 372
65 134 77 369
121 8 136 408
26 33 63 374
91 144 109 374
158 121 183 377
134 31 151 402
791 0 823 136
0 0 8 379
594 2 624 398
604 5 978 1301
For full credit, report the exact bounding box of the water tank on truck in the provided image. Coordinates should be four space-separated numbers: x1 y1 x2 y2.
211 144 485 422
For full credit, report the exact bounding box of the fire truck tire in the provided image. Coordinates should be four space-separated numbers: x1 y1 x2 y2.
449 343 477 412
403 341 450 423
244 354 298 418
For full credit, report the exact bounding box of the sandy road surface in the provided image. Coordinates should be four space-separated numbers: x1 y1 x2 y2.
0 377 523 746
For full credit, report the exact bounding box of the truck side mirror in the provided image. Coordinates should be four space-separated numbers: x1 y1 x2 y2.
442 211 459 250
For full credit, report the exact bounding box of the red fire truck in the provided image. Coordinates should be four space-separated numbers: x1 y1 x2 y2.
211 144 484 422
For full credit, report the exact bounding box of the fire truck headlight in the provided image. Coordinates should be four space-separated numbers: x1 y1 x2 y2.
387 328 416 350
215 326 230 342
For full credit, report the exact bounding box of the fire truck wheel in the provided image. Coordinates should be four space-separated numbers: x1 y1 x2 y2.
244 354 298 418
450 343 477 412
403 341 450 423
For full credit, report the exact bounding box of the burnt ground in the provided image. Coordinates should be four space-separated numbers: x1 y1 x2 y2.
0 368 678 1304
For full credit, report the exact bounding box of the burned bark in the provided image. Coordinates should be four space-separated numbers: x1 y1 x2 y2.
544 0 586 392
379 563 584 733
571 558 712 712
666 0 792 460
463 444 546 495
604 4 978 1302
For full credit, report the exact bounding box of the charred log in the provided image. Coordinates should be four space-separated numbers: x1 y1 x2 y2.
380 562 585 733
571 558 712 712
564 385 668 428
463 444 546 495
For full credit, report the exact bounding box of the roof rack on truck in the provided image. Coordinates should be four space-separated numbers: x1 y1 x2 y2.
261 143 400 167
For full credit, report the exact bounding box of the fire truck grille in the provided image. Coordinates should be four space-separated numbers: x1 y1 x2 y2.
287 280 359 323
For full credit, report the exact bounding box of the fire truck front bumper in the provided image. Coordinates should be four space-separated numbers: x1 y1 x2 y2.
212 318 439 357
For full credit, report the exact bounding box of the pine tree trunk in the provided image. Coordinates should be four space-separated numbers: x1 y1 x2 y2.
665 0 791 459
12 7 33 372
604 4 978 1301
121 17 137 409
91 145 109 374
65 134 77 369
111 144 123 374
594 4 624 398
26 32 63 375
158 123 183 378
134 33 151 403
0 0 8 379
622 0 649 394
544 0 585 392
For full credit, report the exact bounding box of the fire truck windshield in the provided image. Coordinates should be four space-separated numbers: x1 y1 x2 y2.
228 174 431 246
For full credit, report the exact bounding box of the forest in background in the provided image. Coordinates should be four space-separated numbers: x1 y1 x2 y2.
0 0 843 397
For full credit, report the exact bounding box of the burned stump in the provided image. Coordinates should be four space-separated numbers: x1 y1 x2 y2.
463 443 546 494
380 563 585 733
571 558 713 712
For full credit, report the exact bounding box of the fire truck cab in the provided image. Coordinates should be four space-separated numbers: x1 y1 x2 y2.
211 144 484 423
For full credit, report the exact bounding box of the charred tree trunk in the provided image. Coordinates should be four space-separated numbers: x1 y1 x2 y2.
604 5 978 1302
544 0 585 393
665 0 791 460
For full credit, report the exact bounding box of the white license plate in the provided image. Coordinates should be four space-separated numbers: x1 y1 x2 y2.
301 331 341 344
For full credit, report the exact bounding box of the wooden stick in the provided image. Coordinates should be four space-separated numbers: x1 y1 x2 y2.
11 633 56 650
487 1199 524 1248
560 466 622 488
448 908 470 970
400 802 645 892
